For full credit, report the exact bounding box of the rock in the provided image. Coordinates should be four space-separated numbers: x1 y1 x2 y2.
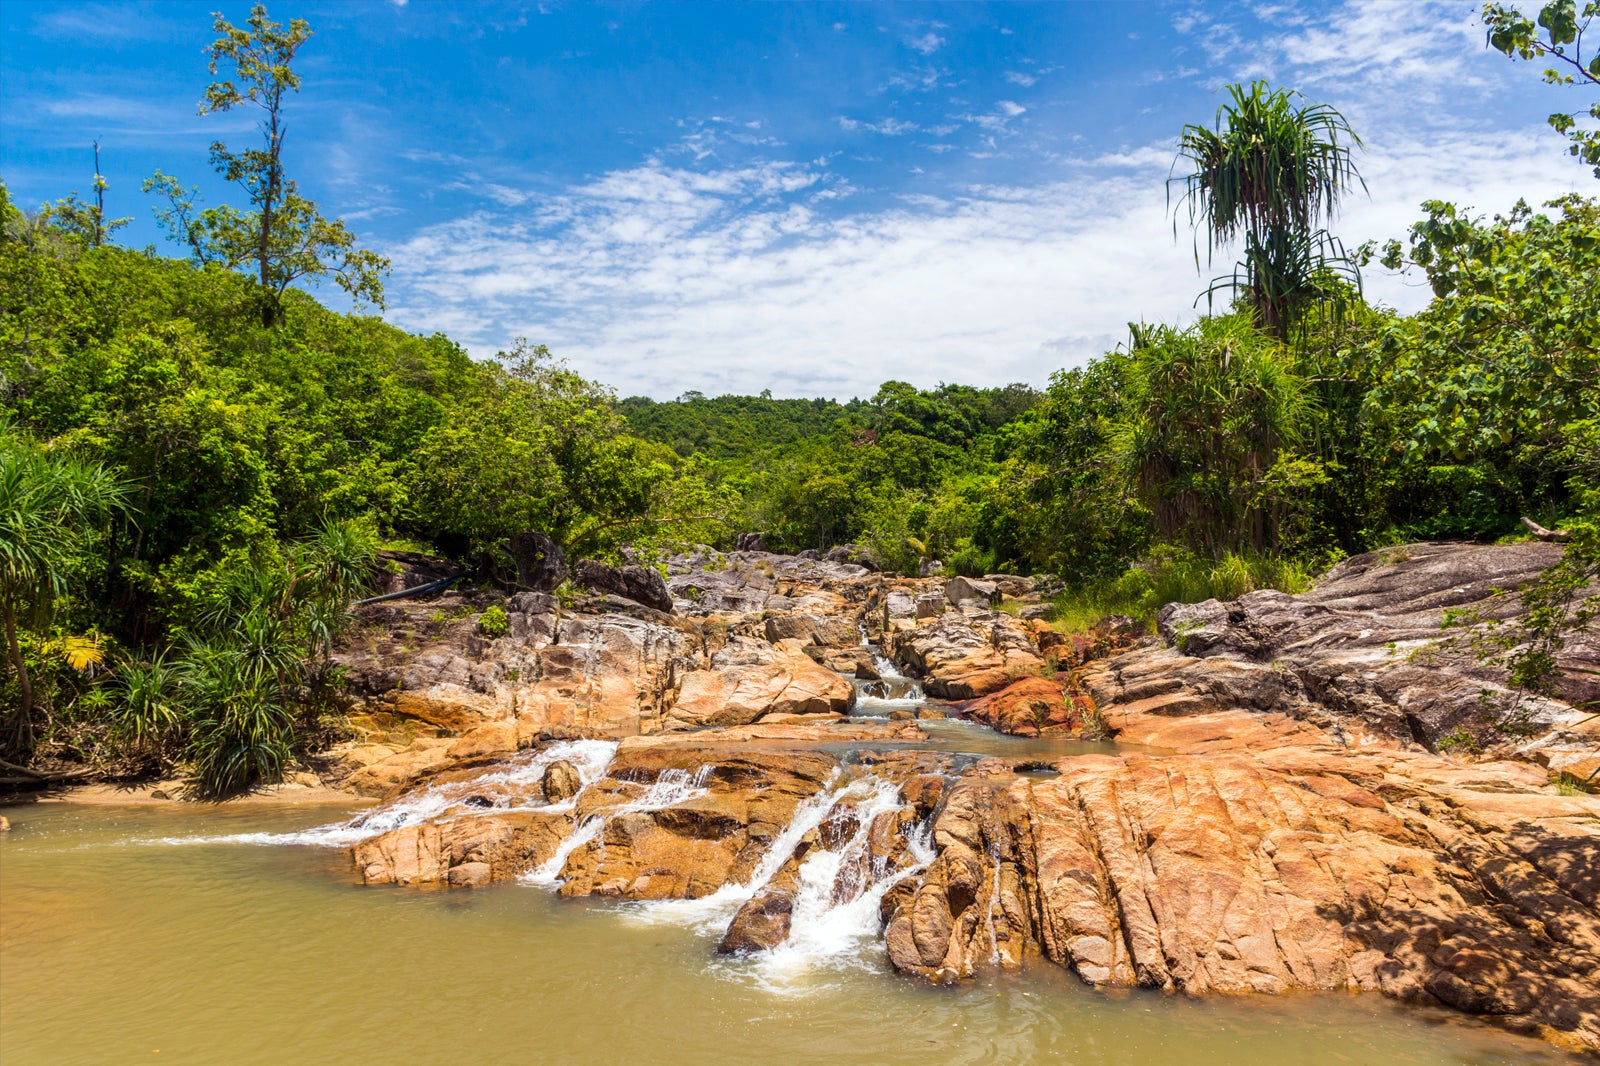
763 613 860 647
718 883 795 952
663 639 856 729
354 809 571 886
944 576 1000 608
508 531 567 592
1019 604 1053 621
915 591 946 618
855 657 881 681
823 544 880 571
149 790 170 801
949 677 1078 737
982 574 1035 597
736 532 766 552
542 760 583 802
1136 541 1595 749
919 559 945 578
888 611 1044 699
0 815 9 831
574 559 674 614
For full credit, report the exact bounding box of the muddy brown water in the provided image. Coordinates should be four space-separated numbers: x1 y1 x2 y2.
0 800 1576 1065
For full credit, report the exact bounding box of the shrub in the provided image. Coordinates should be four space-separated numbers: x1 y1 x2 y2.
477 604 510 637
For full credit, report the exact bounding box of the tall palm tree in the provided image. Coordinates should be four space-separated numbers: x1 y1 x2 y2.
1173 81 1365 340
0 424 130 748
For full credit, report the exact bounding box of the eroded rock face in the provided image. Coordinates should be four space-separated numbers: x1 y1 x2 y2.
878 709 1600 1052
886 609 1044 699
1130 541 1599 750
662 639 855 729
334 541 1600 1054
947 677 1083 737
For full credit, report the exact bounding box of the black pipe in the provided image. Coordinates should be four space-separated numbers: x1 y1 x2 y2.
351 574 463 607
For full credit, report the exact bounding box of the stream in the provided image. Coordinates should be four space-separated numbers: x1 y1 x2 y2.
0 639 1579 1063
0 789 1576 1064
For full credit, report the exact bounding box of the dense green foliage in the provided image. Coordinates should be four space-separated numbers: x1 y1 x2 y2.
0 186 724 791
3 49 1597 786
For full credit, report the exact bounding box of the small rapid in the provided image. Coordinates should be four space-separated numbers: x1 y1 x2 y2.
142 738 620 849
851 625 924 716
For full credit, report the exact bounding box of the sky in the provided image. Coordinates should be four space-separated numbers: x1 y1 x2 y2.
0 0 1590 400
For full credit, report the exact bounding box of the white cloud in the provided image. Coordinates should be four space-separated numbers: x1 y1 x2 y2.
1004 71 1037 87
382 119 1582 401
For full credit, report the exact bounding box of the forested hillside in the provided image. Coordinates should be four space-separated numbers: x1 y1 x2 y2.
2 4 1595 794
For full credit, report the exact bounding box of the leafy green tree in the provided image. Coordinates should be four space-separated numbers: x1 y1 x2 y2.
1359 196 1599 537
1485 1 1600 176
47 143 131 249
1120 317 1316 556
145 4 387 324
1173 81 1364 340
0 422 129 748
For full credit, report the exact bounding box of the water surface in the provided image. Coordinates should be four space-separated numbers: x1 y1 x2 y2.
0 801 1573 1065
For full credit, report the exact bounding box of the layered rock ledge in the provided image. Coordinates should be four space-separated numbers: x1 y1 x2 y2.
328 541 1599 1054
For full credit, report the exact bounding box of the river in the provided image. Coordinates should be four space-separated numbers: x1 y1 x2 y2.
0 797 1574 1065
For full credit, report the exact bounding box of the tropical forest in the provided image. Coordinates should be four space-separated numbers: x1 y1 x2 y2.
1 2 1597 1063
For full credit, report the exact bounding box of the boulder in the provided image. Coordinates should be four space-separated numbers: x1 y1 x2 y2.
945 576 1000 608
736 532 766 552
574 559 674 614
949 677 1079 737
888 611 1044 699
664 639 856 729
542 759 583 802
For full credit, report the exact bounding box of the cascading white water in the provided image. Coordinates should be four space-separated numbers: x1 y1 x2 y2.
620 771 942 987
852 624 923 716
762 778 922 971
519 764 715 887
146 738 621 849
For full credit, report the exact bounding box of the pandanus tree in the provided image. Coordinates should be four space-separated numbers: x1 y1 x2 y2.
0 424 130 750
1173 81 1365 341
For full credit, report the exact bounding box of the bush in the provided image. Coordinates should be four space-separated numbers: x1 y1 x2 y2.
476 604 509 637
1048 548 1312 632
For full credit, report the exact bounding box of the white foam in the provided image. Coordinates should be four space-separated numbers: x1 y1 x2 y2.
143 739 620 849
518 764 715 887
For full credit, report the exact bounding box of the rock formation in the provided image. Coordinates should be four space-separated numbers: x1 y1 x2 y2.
328 541 1599 1054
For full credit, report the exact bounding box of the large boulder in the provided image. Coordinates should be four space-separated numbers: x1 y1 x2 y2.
663 639 856 728
888 611 1044 699
575 559 674 614
949 677 1081 737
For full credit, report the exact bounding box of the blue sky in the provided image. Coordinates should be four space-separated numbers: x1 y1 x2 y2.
1 0 1589 398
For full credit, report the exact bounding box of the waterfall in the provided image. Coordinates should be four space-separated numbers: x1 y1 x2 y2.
143 738 621 849
766 779 926 969
518 764 715 887
852 624 924 715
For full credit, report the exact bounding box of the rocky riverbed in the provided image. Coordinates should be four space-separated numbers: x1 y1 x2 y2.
320 542 1599 1054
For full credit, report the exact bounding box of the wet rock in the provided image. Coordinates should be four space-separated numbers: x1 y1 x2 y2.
718 882 795 953
355 809 570 886
542 759 583 802
854 656 881 681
